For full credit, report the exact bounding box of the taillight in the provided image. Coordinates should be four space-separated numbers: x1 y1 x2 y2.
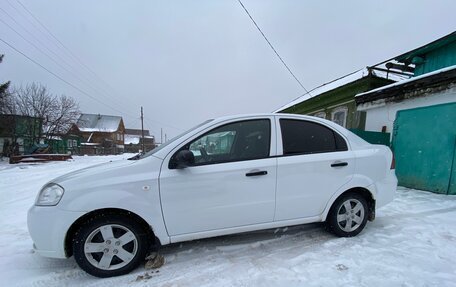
390 153 396 169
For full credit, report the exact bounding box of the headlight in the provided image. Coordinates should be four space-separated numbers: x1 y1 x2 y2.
35 183 65 206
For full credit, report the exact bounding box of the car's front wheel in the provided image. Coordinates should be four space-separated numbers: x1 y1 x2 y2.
72 213 149 277
327 193 368 237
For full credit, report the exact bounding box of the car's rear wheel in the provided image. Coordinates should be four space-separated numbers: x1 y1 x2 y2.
327 193 368 237
72 213 149 277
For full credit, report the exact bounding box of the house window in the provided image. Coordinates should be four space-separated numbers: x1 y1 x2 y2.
116 133 120 141
73 140 77 147
314 112 326 119
331 106 348 127
68 140 73 148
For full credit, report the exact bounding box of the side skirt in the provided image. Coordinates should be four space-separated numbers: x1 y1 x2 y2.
169 216 322 244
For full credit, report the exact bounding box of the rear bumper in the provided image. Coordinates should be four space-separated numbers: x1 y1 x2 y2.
27 206 86 258
372 169 397 209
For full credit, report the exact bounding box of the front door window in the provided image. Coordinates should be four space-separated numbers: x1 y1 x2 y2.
174 119 271 166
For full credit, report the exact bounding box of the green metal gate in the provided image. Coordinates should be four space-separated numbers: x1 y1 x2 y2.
392 102 456 195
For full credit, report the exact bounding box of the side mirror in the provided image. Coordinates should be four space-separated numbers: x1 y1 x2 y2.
173 150 195 169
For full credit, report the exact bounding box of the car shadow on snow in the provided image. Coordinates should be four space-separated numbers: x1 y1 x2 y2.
157 222 331 259
26 223 333 284
27 221 392 285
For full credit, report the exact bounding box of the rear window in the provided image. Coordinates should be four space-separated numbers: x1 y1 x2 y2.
280 119 347 155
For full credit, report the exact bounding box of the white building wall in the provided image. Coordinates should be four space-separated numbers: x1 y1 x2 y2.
359 85 456 135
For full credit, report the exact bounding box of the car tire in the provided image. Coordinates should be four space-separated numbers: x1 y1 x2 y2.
326 192 368 237
72 212 149 278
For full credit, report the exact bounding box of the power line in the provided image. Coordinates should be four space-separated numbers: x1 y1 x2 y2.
0 37 182 133
237 0 311 96
2 2 135 115
0 14 118 106
10 0 183 132
13 0 145 112
0 16 74 75
3 2 183 133
15 0 111 87
0 17 142 126
2 3 80 74
0 37 135 117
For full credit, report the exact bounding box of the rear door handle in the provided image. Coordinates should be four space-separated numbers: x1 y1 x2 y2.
246 170 268 177
331 161 348 167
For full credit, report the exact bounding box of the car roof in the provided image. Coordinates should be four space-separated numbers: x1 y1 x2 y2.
210 113 356 136
150 113 370 159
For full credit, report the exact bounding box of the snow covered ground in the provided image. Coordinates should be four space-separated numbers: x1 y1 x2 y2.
1 155 456 287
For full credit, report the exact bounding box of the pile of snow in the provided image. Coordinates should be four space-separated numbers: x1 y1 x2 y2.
0 155 455 286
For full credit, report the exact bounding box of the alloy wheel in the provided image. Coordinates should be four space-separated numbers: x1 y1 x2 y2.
336 199 365 232
83 224 138 270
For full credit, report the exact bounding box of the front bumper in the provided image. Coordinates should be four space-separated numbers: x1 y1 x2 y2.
27 206 86 258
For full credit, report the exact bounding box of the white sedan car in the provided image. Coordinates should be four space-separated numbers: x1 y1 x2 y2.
28 114 397 277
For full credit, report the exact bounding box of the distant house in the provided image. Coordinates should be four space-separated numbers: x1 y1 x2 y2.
63 129 82 155
45 133 82 155
70 113 125 155
124 128 156 153
0 114 42 156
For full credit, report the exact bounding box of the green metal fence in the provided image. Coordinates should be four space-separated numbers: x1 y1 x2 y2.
349 129 391 146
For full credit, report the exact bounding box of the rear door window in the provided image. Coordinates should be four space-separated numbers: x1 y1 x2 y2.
280 119 347 155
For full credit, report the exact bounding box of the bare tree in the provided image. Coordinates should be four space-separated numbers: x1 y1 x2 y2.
44 95 81 139
11 83 80 141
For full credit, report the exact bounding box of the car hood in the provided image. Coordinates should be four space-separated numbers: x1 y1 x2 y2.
49 156 163 191
51 159 136 184
51 155 164 213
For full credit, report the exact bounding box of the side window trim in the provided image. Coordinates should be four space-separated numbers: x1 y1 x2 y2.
169 118 273 169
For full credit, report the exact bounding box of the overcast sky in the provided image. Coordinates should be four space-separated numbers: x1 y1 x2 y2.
1 0 455 139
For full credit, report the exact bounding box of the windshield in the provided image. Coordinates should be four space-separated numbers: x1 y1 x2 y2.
138 119 214 159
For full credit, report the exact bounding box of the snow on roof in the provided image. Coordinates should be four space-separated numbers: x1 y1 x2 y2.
49 136 62 140
273 68 407 113
124 134 154 145
124 135 140 145
124 128 150 136
80 142 101 146
355 65 456 98
76 114 122 133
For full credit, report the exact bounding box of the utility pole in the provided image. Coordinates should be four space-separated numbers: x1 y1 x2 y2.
160 128 163 144
140 106 145 153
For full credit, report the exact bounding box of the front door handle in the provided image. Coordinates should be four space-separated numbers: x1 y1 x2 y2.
331 161 348 167
246 170 268 177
